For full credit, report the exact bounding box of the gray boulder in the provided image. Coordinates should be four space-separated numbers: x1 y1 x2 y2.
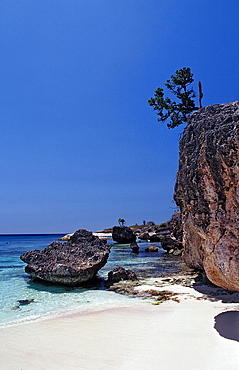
145 245 159 252
149 234 162 242
160 235 183 254
20 229 111 286
112 226 136 244
138 232 150 241
130 241 139 253
106 267 138 286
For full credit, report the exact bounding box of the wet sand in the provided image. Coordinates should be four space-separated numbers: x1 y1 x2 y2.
1 282 239 369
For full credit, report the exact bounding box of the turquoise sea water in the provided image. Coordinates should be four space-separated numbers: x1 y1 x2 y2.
0 234 186 327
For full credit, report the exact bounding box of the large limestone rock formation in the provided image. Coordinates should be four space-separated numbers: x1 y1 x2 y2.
20 229 111 286
174 102 239 291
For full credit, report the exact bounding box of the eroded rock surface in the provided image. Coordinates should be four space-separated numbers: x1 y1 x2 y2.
20 229 111 286
112 226 136 244
130 241 139 253
145 245 159 253
160 211 183 255
106 267 138 287
174 102 239 291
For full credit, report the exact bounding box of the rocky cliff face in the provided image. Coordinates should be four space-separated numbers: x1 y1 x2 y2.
174 102 239 291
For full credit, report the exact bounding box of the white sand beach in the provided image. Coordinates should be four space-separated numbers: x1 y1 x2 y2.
1 281 239 370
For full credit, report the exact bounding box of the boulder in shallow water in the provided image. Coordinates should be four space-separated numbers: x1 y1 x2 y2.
138 232 150 241
145 245 159 253
106 267 138 287
112 226 136 244
18 299 34 305
130 241 139 253
20 229 111 286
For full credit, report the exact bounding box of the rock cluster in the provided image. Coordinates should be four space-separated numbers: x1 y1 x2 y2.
20 229 111 286
159 212 183 255
148 227 169 242
132 224 162 241
132 213 183 255
174 102 239 291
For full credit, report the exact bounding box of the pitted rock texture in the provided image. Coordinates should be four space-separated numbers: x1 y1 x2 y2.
112 226 136 244
174 102 239 291
160 211 183 255
106 267 138 287
20 229 111 286
168 210 183 244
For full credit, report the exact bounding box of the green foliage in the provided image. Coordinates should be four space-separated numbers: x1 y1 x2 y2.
118 218 125 226
158 222 168 228
148 67 198 128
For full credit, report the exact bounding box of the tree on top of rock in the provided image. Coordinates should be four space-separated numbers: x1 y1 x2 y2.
118 218 125 226
148 67 198 128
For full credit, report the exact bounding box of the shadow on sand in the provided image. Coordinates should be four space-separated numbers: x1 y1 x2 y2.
194 284 239 303
191 278 239 342
214 311 239 342
192 274 239 304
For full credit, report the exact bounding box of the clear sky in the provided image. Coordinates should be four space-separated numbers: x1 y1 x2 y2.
1 0 239 233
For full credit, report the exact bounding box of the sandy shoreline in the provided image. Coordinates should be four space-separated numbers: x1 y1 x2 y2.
1 281 239 369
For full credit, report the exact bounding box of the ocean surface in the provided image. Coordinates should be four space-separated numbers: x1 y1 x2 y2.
0 234 187 327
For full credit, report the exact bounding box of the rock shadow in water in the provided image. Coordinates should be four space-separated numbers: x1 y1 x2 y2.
214 311 239 342
25 274 105 293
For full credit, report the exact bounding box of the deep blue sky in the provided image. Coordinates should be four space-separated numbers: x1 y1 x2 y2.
1 1 238 233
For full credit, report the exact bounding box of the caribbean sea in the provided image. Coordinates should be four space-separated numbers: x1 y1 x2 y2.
0 233 186 327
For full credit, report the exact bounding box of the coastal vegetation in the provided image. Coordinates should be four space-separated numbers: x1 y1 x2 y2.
118 218 126 225
148 67 198 128
102 221 168 233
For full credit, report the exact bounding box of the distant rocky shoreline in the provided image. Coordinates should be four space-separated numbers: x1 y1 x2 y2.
20 213 185 288
61 211 183 256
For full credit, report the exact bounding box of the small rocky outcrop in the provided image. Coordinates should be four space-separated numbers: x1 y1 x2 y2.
106 267 138 287
59 233 73 241
149 226 170 242
130 241 139 253
128 224 168 243
112 226 136 244
168 210 183 242
164 212 183 255
142 212 183 255
138 232 150 241
149 233 162 242
160 238 182 256
18 299 34 305
174 102 239 291
20 229 111 286
145 245 159 252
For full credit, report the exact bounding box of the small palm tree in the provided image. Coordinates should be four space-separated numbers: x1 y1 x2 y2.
118 218 125 226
